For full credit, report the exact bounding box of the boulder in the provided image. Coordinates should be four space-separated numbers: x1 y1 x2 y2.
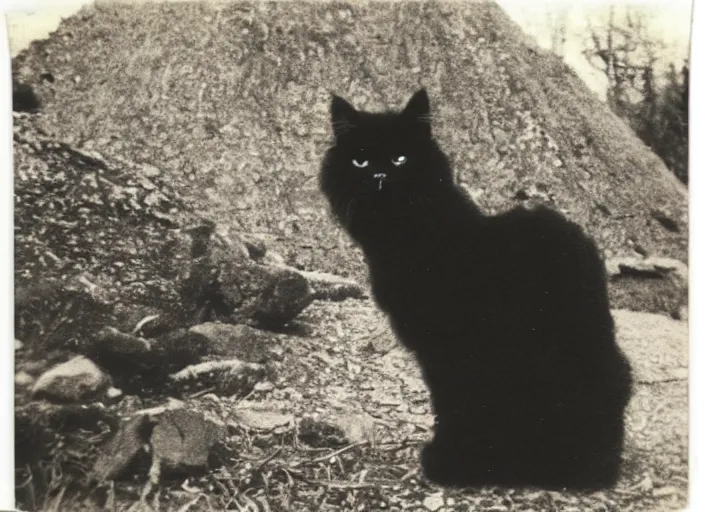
177 223 313 328
613 309 688 384
150 409 227 474
607 256 688 317
189 322 278 362
217 263 313 327
169 359 268 397
31 356 112 403
92 415 154 481
297 269 368 302
15 280 115 352
92 407 226 480
298 412 377 448
83 326 209 392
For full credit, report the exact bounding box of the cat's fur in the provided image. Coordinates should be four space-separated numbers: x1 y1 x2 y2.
319 89 633 490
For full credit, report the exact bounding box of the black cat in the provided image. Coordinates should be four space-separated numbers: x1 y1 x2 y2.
319 89 633 490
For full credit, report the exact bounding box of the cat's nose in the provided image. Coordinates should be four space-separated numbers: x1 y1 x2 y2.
374 173 387 192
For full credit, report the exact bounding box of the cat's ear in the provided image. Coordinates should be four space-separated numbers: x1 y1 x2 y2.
402 88 431 133
330 94 357 138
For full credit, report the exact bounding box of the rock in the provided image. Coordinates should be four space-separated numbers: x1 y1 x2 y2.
150 409 226 474
15 280 115 351
178 224 312 327
91 326 152 358
93 407 226 480
92 415 154 481
333 412 377 444
613 309 688 384
15 339 24 351
238 233 268 261
298 412 377 448
297 270 368 301
15 371 35 388
83 326 208 392
261 250 286 267
607 256 688 316
15 402 119 470
188 322 278 362
142 164 161 178
106 387 123 402
233 408 295 432
606 256 688 280
253 380 275 392
12 81 41 112
169 359 267 397
423 495 445 511
217 263 314 328
152 328 211 367
31 356 112 403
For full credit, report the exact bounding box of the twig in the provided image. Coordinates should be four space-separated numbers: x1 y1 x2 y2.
48 485 67 512
188 386 217 399
301 441 369 465
256 447 283 471
133 314 161 334
400 468 419 481
307 479 390 490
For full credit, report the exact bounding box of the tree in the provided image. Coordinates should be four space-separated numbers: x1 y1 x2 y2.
583 6 689 185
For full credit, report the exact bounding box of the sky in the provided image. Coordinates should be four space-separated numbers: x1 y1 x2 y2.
496 0 692 99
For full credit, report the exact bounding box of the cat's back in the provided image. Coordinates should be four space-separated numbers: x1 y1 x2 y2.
481 204 599 262
462 203 608 307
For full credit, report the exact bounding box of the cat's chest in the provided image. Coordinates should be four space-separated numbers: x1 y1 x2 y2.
369 251 477 309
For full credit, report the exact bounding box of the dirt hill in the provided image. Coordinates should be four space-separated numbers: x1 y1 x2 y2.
12 0 687 281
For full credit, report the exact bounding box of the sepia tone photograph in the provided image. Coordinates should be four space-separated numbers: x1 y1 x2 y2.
6 0 692 510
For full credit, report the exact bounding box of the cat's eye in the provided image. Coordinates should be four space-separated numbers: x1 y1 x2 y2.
352 159 369 168
391 155 408 166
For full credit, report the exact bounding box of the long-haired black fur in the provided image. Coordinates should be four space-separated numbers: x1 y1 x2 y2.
319 88 633 490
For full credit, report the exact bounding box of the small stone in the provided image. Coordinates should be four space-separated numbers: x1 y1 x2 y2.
410 405 428 415
254 381 275 392
142 164 161 177
652 485 680 497
234 408 294 431
423 495 444 511
107 387 123 399
15 371 34 387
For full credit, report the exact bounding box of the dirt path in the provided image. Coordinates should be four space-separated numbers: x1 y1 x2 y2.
218 300 688 511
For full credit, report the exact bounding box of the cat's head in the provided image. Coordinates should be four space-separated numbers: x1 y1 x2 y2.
322 89 451 198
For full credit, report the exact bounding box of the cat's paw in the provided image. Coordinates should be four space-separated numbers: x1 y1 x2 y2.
420 440 489 487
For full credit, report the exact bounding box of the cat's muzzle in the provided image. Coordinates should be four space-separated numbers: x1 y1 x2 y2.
373 173 387 191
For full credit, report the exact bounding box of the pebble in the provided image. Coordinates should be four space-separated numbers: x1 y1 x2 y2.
423 495 444 511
